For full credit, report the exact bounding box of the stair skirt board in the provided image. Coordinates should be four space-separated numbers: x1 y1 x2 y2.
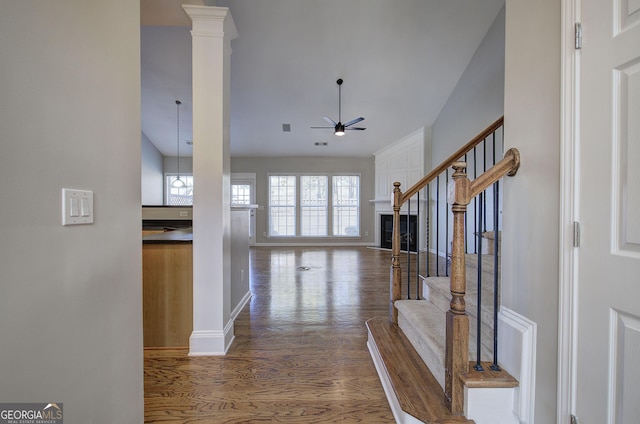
367 331 425 424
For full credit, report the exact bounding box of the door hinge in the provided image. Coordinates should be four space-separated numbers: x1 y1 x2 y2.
575 22 582 49
571 414 578 424
573 221 581 247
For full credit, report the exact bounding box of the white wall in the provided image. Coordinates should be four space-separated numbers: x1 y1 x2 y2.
0 2 143 423
503 0 561 423
142 132 164 205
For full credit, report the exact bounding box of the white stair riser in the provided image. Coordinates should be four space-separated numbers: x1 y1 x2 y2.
396 300 446 389
465 387 519 424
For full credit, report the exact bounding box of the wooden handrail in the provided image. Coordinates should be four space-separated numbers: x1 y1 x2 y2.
469 148 520 199
401 116 503 204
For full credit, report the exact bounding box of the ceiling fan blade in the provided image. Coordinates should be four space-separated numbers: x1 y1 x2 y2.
311 126 334 129
346 127 366 131
344 117 364 127
323 116 338 126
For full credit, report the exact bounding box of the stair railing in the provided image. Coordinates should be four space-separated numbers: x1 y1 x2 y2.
390 118 521 414
390 116 504 322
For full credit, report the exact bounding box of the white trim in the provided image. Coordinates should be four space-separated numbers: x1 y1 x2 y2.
253 241 371 247
558 0 581 422
373 127 425 157
230 290 252 322
188 320 235 356
498 306 537 424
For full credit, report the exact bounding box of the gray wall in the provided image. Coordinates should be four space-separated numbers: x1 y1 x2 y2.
164 156 194 175
0 2 143 423
432 6 505 165
232 156 375 245
503 0 561 422
142 131 164 205
429 6 505 256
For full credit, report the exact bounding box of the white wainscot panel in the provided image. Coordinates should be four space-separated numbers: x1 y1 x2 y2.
389 151 408 170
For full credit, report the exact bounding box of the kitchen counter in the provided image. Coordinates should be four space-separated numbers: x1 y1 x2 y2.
142 229 192 244
143 230 193 348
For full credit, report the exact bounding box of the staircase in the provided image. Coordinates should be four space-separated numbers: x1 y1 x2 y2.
367 118 523 423
368 248 517 423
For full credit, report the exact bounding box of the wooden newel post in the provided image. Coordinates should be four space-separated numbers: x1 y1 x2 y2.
445 162 471 414
390 182 403 324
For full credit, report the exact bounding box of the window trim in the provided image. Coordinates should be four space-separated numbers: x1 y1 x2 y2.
267 173 361 238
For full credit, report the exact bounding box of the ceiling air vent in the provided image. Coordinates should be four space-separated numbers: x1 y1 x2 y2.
282 123 291 132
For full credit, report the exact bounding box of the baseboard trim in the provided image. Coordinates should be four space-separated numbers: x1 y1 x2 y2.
231 290 252 322
188 319 235 356
253 241 371 247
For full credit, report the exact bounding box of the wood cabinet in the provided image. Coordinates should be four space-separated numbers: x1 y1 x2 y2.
142 240 192 348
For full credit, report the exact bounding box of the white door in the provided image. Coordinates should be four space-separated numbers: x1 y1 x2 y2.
231 173 257 245
575 0 640 422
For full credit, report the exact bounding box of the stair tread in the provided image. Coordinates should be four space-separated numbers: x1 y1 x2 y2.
366 318 473 424
461 361 519 388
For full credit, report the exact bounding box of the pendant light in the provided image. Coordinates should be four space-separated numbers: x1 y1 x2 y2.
172 100 185 188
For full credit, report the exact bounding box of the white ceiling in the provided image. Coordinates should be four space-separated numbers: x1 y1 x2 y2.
141 0 504 158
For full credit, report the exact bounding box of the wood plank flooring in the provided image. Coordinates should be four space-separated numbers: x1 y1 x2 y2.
144 246 403 423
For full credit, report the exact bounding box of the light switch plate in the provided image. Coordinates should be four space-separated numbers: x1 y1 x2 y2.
62 188 94 225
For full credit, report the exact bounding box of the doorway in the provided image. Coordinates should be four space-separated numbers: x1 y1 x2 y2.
231 173 257 245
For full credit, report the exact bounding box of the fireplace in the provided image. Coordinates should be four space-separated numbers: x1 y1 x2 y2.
380 214 418 252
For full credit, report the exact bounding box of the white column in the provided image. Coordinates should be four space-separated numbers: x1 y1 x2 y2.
183 5 238 356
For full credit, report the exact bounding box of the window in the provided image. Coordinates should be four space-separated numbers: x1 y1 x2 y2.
269 176 296 236
268 174 360 237
166 174 193 206
300 176 328 236
231 183 251 205
333 175 360 236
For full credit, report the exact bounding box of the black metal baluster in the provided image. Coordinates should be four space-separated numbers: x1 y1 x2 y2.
436 175 440 277
473 147 477 254
483 139 488 231
426 184 430 277
416 191 420 299
491 180 501 371
407 201 411 299
474 191 484 372
445 168 449 277
464 153 469 254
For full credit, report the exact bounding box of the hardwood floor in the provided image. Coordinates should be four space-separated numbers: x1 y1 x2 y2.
144 246 400 423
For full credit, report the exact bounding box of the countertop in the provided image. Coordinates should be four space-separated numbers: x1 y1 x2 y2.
142 229 193 244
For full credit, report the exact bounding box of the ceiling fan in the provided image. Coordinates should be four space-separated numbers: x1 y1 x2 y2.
311 78 365 136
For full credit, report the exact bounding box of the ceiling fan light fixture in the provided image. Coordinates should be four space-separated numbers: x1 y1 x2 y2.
310 78 366 136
